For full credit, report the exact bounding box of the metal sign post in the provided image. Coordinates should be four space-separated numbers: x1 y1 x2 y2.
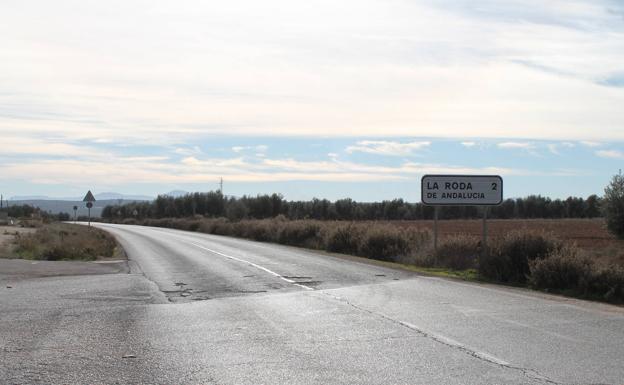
421 175 503 257
83 191 96 227
73 205 78 223
433 206 439 251
482 206 488 257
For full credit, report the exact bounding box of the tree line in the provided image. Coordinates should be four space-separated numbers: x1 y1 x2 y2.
0 204 37 218
101 192 603 221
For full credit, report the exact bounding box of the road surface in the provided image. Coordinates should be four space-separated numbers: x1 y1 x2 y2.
1 223 623 384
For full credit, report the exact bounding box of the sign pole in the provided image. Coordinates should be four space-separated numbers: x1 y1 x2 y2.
434 206 439 251
83 190 96 228
482 206 488 257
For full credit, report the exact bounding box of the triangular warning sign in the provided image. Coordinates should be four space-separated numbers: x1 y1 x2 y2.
83 190 96 202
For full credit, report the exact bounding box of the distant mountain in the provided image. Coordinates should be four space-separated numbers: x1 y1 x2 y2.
95 192 153 201
164 190 189 197
9 195 54 200
6 199 147 218
10 193 153 201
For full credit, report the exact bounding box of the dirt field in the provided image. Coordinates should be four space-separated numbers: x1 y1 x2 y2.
394 218 624 267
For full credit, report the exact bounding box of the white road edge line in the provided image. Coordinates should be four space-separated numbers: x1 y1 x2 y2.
145 228 314 291
144 229 314 290
145 229 314 290
398 321 510 367
189 242 314 291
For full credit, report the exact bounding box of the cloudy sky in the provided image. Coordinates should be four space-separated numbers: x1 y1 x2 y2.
1 0 623 201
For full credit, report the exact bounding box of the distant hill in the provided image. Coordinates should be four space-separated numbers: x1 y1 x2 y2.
10 192 154 201
5 191 212 216
164 190 189 197
7 191 153 217
6 199 149 218
94 192 154 201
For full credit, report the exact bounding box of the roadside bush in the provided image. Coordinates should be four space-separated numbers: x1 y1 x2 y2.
528 246 624 302
359 226 411 262
585 267 624 302
277 221 322 248
479 231 561 283
326 223 364 255
528 246 592 291
434 235 479 270
197 217 230 235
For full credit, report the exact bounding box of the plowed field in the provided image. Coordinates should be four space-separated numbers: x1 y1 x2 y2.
393 218 624 266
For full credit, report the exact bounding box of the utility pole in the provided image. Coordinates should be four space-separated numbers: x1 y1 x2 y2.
219 177 223 196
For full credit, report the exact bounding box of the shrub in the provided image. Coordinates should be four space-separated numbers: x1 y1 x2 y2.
434 235 479 270
528 246 592 291
603 171 624 239
528 246 624 302
277 221 322 248
479 230 561 283
236 220 278 242
326 224 363 255
359 226 411 262
585 267 624 301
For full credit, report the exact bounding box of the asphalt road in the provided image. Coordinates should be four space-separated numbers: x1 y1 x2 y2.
1 223 623 385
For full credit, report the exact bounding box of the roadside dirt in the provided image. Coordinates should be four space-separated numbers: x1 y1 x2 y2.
0 259 129 282
0 226 35 246
0 225 129 281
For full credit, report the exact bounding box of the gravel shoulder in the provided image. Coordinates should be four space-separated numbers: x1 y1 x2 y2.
0 258 129 283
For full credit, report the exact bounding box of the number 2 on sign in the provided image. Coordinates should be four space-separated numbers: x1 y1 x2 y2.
491 183 497 191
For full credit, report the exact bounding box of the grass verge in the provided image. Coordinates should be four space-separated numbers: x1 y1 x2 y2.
1 223 118 261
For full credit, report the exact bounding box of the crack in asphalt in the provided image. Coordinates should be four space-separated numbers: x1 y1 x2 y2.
319 292 565 385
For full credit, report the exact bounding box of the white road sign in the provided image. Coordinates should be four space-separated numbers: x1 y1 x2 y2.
421 175 503 206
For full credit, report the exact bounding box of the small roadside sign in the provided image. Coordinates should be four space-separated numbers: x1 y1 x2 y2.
83 190 96 202
421 175 503 206
83 190 96 226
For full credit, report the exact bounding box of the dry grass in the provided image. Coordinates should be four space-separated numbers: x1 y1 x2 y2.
2 223 117 261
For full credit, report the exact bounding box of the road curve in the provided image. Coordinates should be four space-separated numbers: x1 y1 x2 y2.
1 223 623 385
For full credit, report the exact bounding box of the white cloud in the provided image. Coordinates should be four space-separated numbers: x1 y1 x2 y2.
232 145 268 153
346 141 431 156
0 152 537 186
547 142 574 155
596 150 624 159
174 146 203 156
580 141 602 147
497 142 534 149
1 0 624 148
0 136 110 158
461 141 477 148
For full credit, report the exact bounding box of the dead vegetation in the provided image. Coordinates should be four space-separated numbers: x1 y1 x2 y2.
1 223 117 261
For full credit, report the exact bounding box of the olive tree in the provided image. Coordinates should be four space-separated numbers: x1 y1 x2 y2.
603 171 624 239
